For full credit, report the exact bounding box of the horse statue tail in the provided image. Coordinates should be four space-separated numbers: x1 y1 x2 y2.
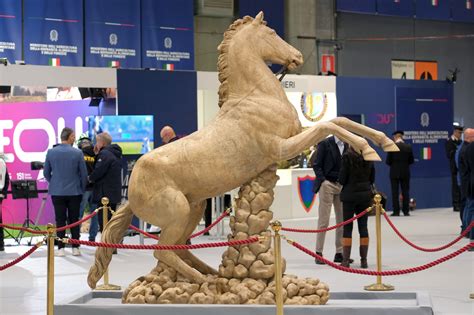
87 202 134 289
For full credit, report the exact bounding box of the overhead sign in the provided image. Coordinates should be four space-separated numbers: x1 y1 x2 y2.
321 54 335 74
0 0 21 63
415 61 438 80
85 0 140 68
23 0 83 66
391 60 415 79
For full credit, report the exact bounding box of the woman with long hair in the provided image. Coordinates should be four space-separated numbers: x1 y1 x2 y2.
338 146 375 268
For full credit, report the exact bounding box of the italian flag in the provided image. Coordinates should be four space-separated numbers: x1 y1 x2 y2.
420 147 432 160
49 58 60 67
109 60 120 68
467 0 472 10
432 0 438 6
163 64 174 71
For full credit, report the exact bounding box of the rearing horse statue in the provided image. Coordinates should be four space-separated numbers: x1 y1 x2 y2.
88 12 397 288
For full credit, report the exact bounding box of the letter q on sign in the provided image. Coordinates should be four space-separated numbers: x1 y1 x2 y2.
13 119 56 163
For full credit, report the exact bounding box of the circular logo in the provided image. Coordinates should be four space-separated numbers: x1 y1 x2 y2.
109 33 118 46
50 29 59 42
300 92 328 122
164 37 172 49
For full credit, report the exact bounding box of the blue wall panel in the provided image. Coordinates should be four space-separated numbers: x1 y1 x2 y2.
239 0 284 38
0 0 21 63
416 0 451 21
451 0 474 23
337 77 452 209
377 0 414 17
337 0 377 14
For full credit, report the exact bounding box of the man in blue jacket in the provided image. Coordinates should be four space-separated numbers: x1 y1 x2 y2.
89 132 123 232
44 127 88 257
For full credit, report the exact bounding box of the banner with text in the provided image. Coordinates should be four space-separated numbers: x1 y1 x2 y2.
24 0 83 66
396 87 452 178
141 0 194 70
85 0 140 68
0 100 97 225
0 0 21 63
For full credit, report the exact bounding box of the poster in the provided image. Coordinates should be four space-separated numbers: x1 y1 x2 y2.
0 0 21 63
391 60 415 79
0 100 97 225
415 61 438 80
23 0 83 66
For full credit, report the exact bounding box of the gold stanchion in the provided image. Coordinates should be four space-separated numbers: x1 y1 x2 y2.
95 197 121 291
46 223 55 315
270 221 284 315
364 194 394 291
470 293 474 299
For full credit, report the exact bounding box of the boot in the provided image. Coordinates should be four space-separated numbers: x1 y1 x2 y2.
341 237 352 267
360 237 369 269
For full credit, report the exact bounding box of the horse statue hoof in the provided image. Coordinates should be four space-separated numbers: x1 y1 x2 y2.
381 139 399 152
362 147 381 161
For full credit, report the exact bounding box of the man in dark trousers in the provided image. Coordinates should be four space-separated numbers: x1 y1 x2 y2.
44 127 88 257
312 135 347 264
386 131 414 216
0 155 10 251
461 133 474 248
458 129 474 234
445 125 464 212
89 132 123 232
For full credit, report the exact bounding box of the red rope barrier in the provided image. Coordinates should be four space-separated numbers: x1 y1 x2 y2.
383 212 473 252
288 239 473 276
281 207 371 233
56 211 98 232
0 223 47 235
0 242 43 271
64 236 260 250
128 224 159 240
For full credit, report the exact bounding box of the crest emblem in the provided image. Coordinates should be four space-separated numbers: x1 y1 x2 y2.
109 33 118 46
50 29 58 42
297 175 316 213
164 37 172 49
420 112 430 127
300 92 328 122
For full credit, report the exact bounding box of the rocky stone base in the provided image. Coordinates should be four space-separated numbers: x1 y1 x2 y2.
122 262 329 305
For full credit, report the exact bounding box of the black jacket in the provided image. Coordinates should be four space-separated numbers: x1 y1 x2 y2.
0 167 9 201
386 142 414 179
339 154 375 203
462 142 474 198
81 146 96 191
89 144 123 204
445 137 462 175
312 137 347 193
459 142 470 197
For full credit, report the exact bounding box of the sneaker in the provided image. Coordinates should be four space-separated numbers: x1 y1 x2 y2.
56 248 66 257
72 248 82 256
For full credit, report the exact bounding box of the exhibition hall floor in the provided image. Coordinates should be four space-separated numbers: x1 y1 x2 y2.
0 207 472 315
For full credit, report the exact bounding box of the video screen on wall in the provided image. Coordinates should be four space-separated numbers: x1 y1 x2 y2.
87 115 154 155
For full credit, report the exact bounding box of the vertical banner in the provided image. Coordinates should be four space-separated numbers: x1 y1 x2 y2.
415 61 438 80
23 0 83 66
395 87 452 178
142 0 194 70
0 0 21 63
321 54 335 74
391 60 415 79
85 0 140 68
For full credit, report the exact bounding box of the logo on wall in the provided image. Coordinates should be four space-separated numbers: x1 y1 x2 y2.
50 29 59 42
109 33 118 46
420 112 430 127
297 175 316 213
164 37 173 49
300 92 328 122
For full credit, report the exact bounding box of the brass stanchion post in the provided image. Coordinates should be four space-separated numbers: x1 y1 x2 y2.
364 194 394 291
271 221 284 315
470 293 474 299
95 197 121 291
46 223 55 315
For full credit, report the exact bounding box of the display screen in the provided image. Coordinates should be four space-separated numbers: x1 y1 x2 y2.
87 115 154 155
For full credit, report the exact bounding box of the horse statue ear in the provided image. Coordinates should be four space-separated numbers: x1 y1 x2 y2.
253 11 264 25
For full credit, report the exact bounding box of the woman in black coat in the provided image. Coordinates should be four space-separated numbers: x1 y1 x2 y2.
338 146 375 268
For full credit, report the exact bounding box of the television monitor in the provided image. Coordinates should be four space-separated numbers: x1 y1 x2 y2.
86 115 154 155
11 180 38 199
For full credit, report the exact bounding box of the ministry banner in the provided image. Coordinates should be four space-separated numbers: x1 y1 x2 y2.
24 0 83 66
141 0 194 70
0 0 21 63
85 0 140 68
0 100 97 225
395 87 452 178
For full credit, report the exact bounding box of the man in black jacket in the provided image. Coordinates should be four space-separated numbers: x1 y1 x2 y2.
312 135 347 264
89 132 123 231
386 131 414 216
462 138 474 246
445 126 463 212
0 156 9 251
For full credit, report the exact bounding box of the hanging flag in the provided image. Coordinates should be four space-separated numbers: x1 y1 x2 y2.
162 63 174 71
49 57 60 66
420 147 432 160
108 60 120 68
467 0 472 10
432 0 438 6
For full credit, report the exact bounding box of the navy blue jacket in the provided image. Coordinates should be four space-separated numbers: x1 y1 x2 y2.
43 144 87 196
312 137 347 193
463 142 474 199
89 144 123 204
386 142 414 179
